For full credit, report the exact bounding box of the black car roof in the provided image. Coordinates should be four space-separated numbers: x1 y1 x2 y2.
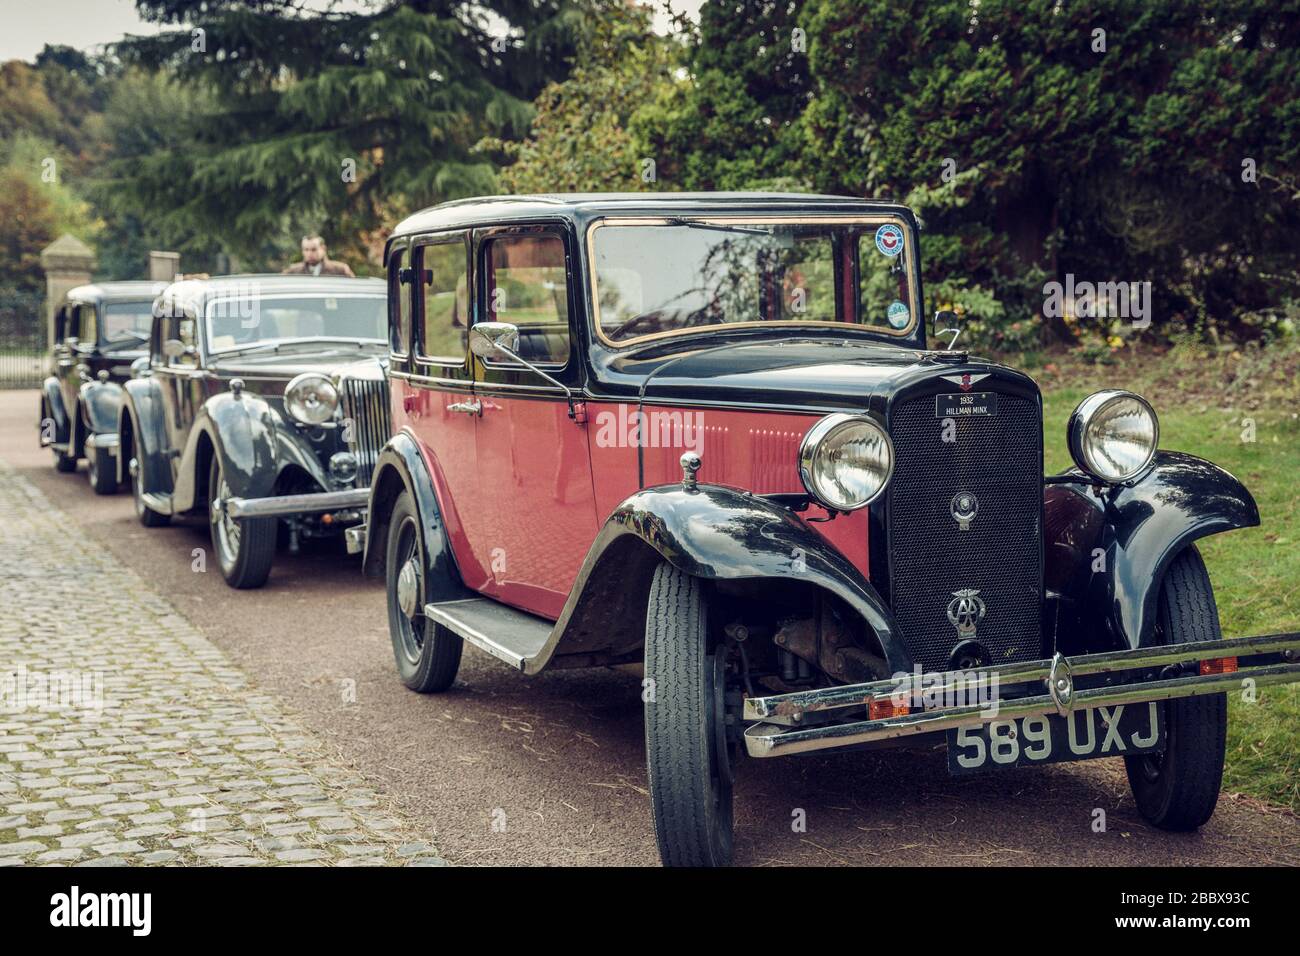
155 274 385 315
65 280 165 305
390 192 911 238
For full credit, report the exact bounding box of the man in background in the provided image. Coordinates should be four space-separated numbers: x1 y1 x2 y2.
282 235 355 276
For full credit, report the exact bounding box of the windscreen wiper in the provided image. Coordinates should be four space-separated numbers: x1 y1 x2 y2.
665 217 773 236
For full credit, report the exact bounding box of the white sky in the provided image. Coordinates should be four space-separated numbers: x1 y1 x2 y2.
0 0 705 63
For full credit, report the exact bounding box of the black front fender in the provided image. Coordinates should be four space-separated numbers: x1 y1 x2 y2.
78 380 125 435
172 391 281 512
40 377 69 443
118 377 171 492
538 483 911 675
1047 451 1259 653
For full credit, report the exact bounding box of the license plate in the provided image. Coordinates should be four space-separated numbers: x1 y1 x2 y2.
935 391 998 418
946 701 1164 775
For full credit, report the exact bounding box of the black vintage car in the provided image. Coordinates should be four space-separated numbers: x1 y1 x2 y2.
40 281 159 493
120 274 391 588
359 193 1300 866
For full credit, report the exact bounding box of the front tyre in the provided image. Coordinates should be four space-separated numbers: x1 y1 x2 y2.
87 443 117 494
1125 546 1228 831
386 491 462 693
644 562 734 867
208 455 276 589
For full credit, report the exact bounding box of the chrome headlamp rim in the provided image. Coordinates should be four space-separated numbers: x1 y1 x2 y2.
283 372 340 426
798 412 895 512
1067 388 1159 484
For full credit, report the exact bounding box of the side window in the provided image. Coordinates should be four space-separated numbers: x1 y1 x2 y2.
81 305 98 345
389 244 412 355
163 313 198 368
417 239 469 364
483 235 570 365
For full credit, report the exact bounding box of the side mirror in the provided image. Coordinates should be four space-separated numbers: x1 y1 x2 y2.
130 356 152 379
933 309 962 351
163 338 195 360
469 322 521 360
468 321 582 420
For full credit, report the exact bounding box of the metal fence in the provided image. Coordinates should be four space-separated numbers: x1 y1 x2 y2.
0 288 46 389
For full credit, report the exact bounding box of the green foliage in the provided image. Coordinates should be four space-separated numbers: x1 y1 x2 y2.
479 1 680 193
113 0 587 265
638 0 1300 346
0 134 101 293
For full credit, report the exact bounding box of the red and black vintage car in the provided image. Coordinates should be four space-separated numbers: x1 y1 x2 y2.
358 193 1300 866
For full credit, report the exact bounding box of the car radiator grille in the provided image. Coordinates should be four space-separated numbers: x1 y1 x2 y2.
884 391 1043 672
339 377 391 487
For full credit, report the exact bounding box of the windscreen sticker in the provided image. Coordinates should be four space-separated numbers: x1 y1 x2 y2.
886 300 910 329
875 224 904 257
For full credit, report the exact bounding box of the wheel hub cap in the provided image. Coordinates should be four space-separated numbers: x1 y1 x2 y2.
396 557 420 617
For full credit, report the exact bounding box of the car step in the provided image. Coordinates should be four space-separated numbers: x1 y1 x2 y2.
423 598 553 671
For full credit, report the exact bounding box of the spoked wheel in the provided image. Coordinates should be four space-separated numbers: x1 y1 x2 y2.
644 562 735 867
386 491 462 692
87 442 117 494
129 436 169 527
208 455 276 589
1125 546 1228 831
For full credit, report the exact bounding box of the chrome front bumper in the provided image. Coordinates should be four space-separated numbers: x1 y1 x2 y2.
743 632 1300 758
222 488 370 520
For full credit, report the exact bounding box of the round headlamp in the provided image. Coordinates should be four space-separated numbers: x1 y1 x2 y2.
1067 389 1159 483
799 413 894 511
284 373 339 425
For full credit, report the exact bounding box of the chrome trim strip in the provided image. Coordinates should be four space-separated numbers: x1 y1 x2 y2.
744 662 1300 758
744 631 1300 720
224 487 369 519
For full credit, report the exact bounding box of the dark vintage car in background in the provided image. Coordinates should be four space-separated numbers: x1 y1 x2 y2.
120 274 391 588
39 281 159 493
355 193 1300 867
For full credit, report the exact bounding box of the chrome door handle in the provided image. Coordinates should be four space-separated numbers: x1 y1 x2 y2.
447 400 481 416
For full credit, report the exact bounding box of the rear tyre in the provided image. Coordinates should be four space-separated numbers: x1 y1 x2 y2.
1125 546 1228 831
87 443 117 494
644 562 734 867
208 455 276 589
385 491 462 693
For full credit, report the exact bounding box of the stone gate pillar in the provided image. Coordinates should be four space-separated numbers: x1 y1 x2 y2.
39 234 96 355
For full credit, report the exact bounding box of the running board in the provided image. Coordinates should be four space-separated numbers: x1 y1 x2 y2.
423 598 553 671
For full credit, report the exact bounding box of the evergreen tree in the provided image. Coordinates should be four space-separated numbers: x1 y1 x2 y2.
112 0 587 263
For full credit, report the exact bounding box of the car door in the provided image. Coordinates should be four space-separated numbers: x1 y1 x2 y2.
396 234 492 592
154 306 204 482
57 303 88 417
469 225 598 620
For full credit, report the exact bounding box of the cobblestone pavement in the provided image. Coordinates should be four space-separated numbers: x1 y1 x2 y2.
0 461 442 866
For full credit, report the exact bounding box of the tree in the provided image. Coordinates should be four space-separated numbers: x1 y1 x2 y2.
111 0 587 265
639 0 1300 344
479 1 680 193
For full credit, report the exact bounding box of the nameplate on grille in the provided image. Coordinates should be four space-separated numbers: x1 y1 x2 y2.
935 391 998 418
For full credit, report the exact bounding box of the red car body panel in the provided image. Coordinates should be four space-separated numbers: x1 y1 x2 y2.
395 376 869 620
